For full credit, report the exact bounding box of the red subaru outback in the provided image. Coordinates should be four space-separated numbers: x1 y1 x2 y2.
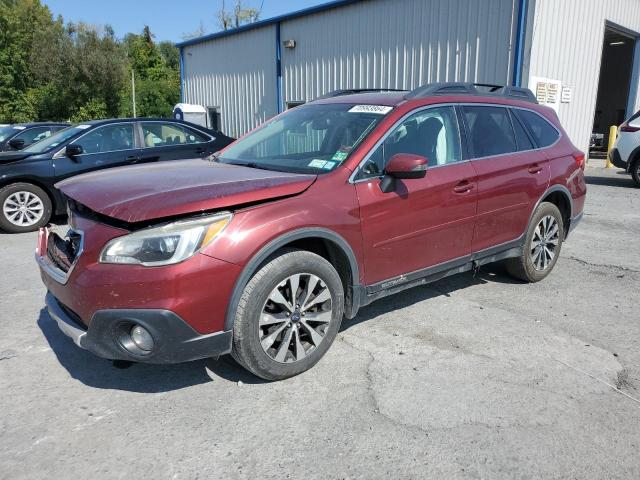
37 83 586 380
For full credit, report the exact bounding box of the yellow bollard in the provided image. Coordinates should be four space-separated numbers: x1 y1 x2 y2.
606 125 617 168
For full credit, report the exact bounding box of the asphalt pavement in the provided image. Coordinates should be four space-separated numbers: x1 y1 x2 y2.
1 160 639 479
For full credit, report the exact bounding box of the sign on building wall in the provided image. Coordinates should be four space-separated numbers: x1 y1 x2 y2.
528 76 566 112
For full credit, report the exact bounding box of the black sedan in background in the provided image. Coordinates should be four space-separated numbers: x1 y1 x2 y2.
0 122 69 151
0 118 234 233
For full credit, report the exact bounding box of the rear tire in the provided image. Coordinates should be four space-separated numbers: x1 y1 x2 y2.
0 183 52 233
506 202 564 282
232 249 344 381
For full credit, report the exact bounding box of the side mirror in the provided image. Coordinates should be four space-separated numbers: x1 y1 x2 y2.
8 138 25 150
379 153 428 193
66 144 83 158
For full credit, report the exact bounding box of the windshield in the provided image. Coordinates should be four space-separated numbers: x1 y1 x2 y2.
217 103 391 174
0 126 22 142
23 125 88 154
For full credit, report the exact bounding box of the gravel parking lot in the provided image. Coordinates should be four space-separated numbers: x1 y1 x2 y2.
1 161 639 480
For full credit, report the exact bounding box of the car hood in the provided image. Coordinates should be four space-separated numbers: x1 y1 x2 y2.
0 151 33 164
56 159 317 223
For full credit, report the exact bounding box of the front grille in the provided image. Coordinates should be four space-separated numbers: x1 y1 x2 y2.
46 230 82 273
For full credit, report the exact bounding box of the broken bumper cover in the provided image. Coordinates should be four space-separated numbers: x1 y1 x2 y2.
45 293 232 364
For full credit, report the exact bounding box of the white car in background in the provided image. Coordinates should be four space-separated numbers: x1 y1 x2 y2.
610 110 640 186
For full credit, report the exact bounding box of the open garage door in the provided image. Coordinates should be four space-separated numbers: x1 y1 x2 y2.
590 25 638 156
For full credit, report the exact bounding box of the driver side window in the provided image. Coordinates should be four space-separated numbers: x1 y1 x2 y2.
359 106 461 178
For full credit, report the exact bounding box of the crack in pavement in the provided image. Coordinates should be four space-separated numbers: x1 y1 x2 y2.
566 256 640 274
338 334 431 436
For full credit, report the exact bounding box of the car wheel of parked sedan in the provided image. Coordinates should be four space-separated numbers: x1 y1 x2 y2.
232 249 345 381
631 159 640 187
506 202 564 283
0 183 52 233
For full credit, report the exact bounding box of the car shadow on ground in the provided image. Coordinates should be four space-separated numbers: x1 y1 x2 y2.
341 263 520 331
585 173 636 188
37 308 217 392
37 264 519 390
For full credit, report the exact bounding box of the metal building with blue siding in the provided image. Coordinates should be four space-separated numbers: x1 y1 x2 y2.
177 0 640 153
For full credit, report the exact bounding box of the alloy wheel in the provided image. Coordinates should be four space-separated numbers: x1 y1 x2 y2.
259 273 333 363
2 191 44 227
530 215 560 271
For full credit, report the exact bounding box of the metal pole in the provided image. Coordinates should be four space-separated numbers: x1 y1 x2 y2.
131 69 137 118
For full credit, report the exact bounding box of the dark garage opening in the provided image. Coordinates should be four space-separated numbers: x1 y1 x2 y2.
591 26 637 155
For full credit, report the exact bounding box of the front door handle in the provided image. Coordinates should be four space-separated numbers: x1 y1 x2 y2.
195 147 206 154
126 155 138 162
453 180 474 194
528 164 543 174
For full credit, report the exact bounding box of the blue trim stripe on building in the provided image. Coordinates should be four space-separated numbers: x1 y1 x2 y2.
512 0 528 87
275 22 283 113
175 0 364 48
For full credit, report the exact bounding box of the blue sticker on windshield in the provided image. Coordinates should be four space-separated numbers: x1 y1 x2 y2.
331 151 348 161
323 161 336 170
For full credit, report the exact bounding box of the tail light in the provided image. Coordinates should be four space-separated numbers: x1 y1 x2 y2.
573 151 586 170
619 122 640 132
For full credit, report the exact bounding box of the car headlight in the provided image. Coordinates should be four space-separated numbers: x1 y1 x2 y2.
99 213 232 266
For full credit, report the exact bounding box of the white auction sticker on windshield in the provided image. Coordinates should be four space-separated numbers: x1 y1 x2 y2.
308 159 327 168
76 124 91 129
12 126 26 130
348 105 393 114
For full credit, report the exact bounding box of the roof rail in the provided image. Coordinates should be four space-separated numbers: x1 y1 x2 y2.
316 88 407 100
405 82 538 104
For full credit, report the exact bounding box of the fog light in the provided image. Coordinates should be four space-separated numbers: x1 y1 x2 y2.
130 325 154 351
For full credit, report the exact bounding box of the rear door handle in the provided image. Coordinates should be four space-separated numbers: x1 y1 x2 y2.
453 180 474 194
528 164 543 174
195 147 206 154
126 155 138 162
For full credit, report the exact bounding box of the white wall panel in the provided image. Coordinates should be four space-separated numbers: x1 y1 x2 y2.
182 25 277 138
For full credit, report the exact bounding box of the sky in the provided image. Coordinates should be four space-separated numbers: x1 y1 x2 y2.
43 0 330 43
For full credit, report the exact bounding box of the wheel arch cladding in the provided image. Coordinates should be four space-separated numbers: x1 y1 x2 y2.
224 227 361 331
540 185 572 235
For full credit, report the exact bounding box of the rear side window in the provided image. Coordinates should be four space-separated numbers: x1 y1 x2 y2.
515 110 559 148
463 106 516 158
141 122 208 148
510 111 534 151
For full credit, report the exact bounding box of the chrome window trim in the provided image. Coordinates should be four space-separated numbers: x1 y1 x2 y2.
348 102 562 184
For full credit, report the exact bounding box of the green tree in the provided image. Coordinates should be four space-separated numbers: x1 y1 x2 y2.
0 0 56 121
121 26 180 118
0 2 180 123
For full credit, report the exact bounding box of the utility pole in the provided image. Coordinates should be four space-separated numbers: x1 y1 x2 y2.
131 69 137 117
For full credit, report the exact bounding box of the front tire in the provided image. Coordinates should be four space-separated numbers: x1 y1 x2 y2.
0 183 52 233
506 202 564 282
232 249 344 381
631 159 640 187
